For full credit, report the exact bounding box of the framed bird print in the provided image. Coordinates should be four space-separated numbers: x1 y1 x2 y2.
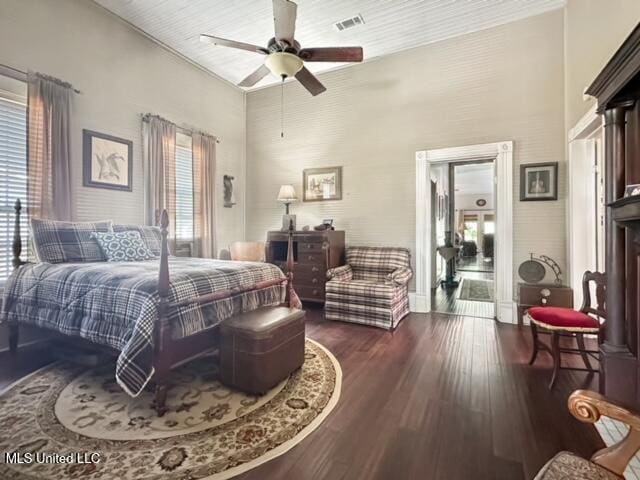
83 129 133 191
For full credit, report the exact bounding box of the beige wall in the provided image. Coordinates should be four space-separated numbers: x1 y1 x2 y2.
564 0 640 128
246 10 566 288
0 0 246 253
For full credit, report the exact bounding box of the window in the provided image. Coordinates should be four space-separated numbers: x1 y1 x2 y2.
484 221 495 235
0 92 27 282
175 132 194 243
463 221 478 243
463 214 478 243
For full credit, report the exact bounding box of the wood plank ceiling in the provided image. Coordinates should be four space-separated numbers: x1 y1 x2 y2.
93 0 565 90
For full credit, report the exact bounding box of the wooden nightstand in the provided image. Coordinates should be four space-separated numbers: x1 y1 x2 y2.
516 283 573 326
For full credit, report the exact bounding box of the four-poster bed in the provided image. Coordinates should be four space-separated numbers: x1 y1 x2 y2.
4 199 299 416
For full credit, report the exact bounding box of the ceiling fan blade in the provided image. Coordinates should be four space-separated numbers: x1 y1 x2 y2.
295 67 326 96
298 47 363 63
200 34 267 54
238 64 271 87
273 0 297 46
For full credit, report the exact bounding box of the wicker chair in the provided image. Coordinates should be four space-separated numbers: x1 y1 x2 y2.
325 246 412 330
229 241 266 262
535 389 640 479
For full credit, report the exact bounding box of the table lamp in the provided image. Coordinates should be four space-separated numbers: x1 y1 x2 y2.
277 185 298 231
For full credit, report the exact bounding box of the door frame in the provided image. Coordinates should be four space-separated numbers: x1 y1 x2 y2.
413 141 514 323
567 105 604 306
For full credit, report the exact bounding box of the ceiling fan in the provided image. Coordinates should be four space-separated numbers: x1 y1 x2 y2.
200 0 364 96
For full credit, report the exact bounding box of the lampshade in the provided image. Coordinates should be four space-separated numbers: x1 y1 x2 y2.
265 52 303 79
277 185 298 203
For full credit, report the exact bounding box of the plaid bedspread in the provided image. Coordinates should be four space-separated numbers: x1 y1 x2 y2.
0 258 286 396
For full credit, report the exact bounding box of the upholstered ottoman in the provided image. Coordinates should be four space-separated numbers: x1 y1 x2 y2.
219 306 306 394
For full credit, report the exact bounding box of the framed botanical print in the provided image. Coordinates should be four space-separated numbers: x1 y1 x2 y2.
303 166 342 202
520 162 558 201
83 129 133 191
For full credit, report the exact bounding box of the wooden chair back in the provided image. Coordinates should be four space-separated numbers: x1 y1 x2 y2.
229 242 266 262
580 271 606 319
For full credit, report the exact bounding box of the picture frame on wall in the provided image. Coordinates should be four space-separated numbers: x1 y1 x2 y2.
520 162 558 201
303 166 342 202
83 129 133 192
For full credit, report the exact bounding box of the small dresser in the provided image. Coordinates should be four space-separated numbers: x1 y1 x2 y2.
266 230 345 304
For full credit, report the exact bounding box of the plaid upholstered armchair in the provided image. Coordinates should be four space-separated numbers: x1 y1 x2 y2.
325 246 412 330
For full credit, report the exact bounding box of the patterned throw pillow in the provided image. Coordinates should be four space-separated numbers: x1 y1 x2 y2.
91 231 156 262
31 218 113 263
113 224 163 256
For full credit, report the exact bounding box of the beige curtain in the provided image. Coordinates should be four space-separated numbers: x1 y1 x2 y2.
192 132 217 258
27 72 73 220
143 115 176 244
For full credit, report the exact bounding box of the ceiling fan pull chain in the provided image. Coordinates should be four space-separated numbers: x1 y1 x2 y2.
281 77 285 138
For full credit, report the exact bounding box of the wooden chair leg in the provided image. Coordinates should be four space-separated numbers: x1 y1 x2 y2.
529 322 539 365
549 331 561 389
576 333 593 371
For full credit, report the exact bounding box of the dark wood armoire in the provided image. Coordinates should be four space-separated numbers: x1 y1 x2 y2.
586 23 640 409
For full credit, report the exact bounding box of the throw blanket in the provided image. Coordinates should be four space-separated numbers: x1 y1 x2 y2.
1 258 286 396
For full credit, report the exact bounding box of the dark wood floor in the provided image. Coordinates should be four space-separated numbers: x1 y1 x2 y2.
458 254 494 273
0 309 602 480
432 270 495 319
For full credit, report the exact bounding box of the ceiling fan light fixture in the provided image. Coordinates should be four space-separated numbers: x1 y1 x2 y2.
265 52 303 79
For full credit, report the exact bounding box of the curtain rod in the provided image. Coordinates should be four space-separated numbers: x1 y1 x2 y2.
142 113 220 143
0 63 82 94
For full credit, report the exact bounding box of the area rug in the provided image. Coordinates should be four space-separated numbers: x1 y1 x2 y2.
458 278 494 302
0 339 341 480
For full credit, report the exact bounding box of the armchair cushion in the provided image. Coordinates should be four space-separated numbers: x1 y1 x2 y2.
326 265 353 282
387 266 413 286
326 279 404 308
534 452 622 480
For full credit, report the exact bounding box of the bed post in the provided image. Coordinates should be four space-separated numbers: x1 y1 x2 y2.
12 199 23 269
285 219 298 309
153 209 171 416
8 199 23 354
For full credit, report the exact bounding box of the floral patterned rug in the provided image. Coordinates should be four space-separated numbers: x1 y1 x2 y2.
0 339 341 480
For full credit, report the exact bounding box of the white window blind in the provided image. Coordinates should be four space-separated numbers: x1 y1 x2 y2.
0 96 27 282
175 132 194 242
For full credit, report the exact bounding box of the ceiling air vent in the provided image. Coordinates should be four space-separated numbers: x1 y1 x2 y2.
334 14 365 32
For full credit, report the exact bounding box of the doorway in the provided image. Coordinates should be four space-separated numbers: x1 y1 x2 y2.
568 106 605 306
431 161 496 319
414 141 514 323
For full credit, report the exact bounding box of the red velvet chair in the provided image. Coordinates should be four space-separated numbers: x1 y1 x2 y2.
526 271 606 389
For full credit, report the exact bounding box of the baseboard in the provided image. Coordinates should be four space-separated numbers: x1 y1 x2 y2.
409 293 429 313
497 301 516 324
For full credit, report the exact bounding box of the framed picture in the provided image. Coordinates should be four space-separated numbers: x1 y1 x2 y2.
624 183 640 197
520 162 558 201
83 129 133 191
303 166 342 202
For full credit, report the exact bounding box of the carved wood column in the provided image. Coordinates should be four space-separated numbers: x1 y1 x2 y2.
604 107 627 348
601 105 636 405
